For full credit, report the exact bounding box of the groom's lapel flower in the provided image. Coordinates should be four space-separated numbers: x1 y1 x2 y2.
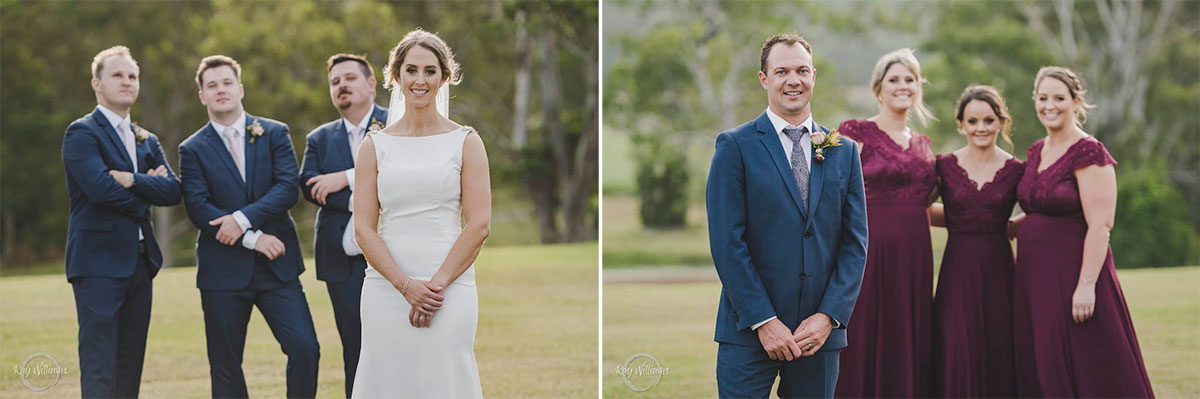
811 130 843 163
369 117 385 133
247 119 265 143
132 124 150 145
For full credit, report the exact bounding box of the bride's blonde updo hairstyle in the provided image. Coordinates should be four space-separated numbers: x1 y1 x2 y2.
382 29 462 90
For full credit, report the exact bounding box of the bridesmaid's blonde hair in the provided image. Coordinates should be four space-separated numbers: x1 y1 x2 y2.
870 48 935 127
1033 66 1096 128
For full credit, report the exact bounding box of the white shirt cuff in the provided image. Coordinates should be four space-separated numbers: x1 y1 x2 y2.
342 217 363 256
344 169 355 191
232 211 252 232
241 229 263 250
751 316 777 331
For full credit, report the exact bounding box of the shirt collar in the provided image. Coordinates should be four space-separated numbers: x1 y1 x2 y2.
210 112 247 137
96 104 132 132
765 107 813 137
342 106 374 132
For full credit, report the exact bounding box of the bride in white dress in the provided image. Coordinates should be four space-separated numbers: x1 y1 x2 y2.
351 29 489 398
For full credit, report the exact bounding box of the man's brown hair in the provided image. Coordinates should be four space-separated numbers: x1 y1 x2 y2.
195 55 242 89
327 53 375 80
759 34 813 74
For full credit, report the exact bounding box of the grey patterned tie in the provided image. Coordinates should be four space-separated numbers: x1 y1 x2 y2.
783 126 809 213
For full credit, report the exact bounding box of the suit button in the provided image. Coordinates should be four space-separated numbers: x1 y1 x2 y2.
804 231 813 238
800 272 808 279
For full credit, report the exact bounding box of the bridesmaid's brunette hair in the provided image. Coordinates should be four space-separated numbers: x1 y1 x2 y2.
870 48 935 127
955 85 1014 150
383 29 461 90
1033 66 1096 127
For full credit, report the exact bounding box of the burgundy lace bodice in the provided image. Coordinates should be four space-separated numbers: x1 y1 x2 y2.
838 119 936 202
1016 137 1117 219
936 154 1024 233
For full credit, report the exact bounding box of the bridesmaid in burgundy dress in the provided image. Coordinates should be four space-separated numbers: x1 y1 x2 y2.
836 48 937 398
1013 66 1153 397
930 85 1021 397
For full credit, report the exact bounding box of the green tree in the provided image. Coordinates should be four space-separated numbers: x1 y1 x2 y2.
0 0 599 268
920 0 1199 267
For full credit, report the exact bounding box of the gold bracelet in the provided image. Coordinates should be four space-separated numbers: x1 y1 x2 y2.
400 277 411 296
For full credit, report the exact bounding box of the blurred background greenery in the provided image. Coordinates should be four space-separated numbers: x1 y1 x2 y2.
603 0 1199 270
1 0 599 273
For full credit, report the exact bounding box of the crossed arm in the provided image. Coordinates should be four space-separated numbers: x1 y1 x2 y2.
299 133 353 211
62 124 180 217
180 128 297 259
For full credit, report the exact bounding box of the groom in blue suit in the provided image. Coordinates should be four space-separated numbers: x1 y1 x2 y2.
179 55 319 398
300 53 387 398
62 45 181 398
706 34 868 398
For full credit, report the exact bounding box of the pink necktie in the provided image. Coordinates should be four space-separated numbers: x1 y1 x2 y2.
223 126 245 179
119 120 137 170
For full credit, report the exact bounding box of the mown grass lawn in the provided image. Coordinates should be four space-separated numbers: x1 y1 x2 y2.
602 195 951 269
602 265 1200 398
1 243 598 398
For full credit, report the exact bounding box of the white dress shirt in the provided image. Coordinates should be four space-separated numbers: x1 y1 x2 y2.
210 113 264 251
752 108 815 331
96 105 143 241
339 111 371 256
765 107 814 170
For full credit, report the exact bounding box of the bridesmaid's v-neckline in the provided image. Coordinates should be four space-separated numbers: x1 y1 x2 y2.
867 120 914 152
949 153 1012 192
1035 134 1089 174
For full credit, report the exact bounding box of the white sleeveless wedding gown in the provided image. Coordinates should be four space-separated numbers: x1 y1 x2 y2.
353 127 483 398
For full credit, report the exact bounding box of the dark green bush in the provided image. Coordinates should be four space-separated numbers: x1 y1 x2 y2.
633 134 689 229
1112 165 1200 268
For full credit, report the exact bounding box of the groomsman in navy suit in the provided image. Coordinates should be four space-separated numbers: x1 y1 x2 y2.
299 53 386 398
706 34 869 398
178 55 319 398
62 45 181 398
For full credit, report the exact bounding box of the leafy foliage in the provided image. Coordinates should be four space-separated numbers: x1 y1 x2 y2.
0 0 597 266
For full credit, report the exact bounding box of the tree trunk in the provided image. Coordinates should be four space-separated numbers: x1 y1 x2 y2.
512 10 531 149
563 29 600 242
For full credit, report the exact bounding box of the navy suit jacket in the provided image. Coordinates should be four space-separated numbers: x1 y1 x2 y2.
299 104 386 283
62 108 181 280
179 113 304 290
706 111 869 350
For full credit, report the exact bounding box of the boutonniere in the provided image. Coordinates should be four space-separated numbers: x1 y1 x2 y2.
247 120 265 143
811 130 844 163
368 116 385 132
132 124 150 145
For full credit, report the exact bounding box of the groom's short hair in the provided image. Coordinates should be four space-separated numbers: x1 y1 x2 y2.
760 34 813 73
195 55 242 88
92 45 138 79
327 53 375 80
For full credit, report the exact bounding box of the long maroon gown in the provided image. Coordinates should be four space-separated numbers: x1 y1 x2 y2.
932 154 1023 397
1013 137 1154 397
836 120 936 398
